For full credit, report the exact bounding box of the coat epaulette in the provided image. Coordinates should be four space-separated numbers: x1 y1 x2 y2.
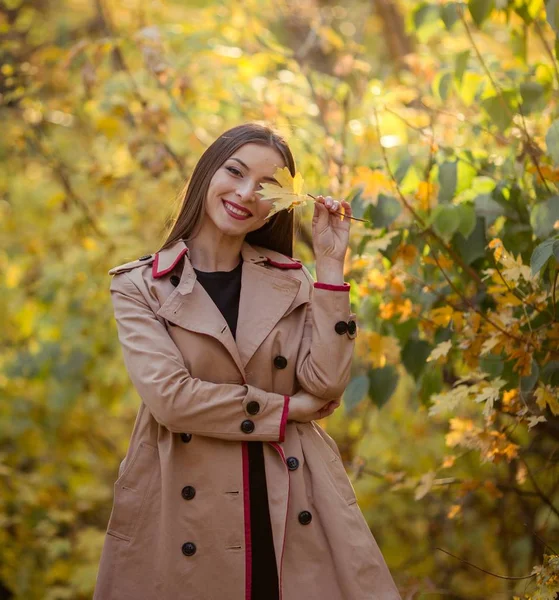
265 257 303 270
108 254 155 276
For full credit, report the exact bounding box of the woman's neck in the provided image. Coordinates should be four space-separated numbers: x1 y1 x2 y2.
188 224 244 272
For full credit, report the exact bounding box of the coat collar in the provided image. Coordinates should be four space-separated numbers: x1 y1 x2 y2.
155 240 306 377
152 239 302 279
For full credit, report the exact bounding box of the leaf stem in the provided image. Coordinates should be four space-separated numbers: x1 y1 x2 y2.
306 193 370 222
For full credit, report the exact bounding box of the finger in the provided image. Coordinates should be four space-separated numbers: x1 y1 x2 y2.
312 200 330 231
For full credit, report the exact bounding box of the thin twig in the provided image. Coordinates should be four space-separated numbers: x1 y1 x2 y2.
552 271 558 322
523 459 559 519
533 18 559 89
436 547 536 580
372 105 483 285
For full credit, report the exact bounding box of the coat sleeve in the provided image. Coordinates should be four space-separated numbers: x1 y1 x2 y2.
295 267 356 400
110 273 289 442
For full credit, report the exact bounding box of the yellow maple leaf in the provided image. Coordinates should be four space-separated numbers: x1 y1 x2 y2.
352 167 393 205
427 339 453 362
535 384 559 416
258 167 309 218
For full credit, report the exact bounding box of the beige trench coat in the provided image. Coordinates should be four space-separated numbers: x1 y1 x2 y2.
94 240 400 600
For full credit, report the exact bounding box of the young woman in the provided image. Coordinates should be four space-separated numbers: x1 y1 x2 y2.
94 123 400 600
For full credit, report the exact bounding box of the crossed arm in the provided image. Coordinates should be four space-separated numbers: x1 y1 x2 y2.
110 272 354 442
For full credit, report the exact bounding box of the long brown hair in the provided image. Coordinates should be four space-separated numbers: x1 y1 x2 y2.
160 123 296 257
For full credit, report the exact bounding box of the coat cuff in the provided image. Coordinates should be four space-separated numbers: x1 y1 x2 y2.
314 282 350 292
242 386 290 442
279 396 290 442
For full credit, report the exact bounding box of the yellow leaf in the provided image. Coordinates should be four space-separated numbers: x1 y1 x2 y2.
427 340 452 362
447 504 461 519
352 167 392 205
258 167 309 218
5 264 22 289
535 385 559 416
430 306 454 327
416 181 438 210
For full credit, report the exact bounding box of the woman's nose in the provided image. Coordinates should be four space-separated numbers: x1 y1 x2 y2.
235 182 257 202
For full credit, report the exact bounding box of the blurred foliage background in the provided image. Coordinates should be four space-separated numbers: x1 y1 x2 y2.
2 0 559 597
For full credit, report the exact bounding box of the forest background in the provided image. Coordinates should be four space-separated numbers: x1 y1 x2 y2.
2 0 559 598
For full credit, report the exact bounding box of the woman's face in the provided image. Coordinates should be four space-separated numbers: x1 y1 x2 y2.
203 143 286 239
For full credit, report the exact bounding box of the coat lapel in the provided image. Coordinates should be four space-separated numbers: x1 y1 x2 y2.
156 244 245 377
236 243 301 369
155 240 302 376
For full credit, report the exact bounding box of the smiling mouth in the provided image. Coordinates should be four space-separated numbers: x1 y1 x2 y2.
222 199 253 219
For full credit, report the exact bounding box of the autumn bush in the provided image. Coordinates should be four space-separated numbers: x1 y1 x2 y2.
1 0 559 598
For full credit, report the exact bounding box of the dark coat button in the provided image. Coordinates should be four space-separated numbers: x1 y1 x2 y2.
181 485 196 500
180 433 192 443
335 321 348 335
347 320 357 336
170 275 180 287
181 542 196 556
246 401 260 415
139 255 152 261
274 355 288 369
298 510 312 525
241 420 255 434
286 456 299 471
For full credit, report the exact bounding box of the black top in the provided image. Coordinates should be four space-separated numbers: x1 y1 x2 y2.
194 260 279 599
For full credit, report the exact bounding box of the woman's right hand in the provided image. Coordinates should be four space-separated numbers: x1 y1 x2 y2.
288 390 341 423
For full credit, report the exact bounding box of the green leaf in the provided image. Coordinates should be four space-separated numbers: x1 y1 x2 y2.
530 196 559 239
441 3 460 29
455 217 487 264
419 367 444 407
530 238 557 275
475 193 506 226
402 339 432 380
469 0 496 26
368 366 399 409
433 71 453 101
456 203 476 238
511 27 527 61
454 50 470 83
546 0 559 33
520 359 539 394
520 81 545 112
343 375 369 413
438 161 457 203
414 3 439 29
541 360 559 386
432 205 461 241
480 354 504 377
365 194 402 228
481 92 517 132
545 119 559 165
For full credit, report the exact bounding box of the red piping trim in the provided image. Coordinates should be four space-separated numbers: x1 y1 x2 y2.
269 442 290 600
279 396 290 443
152 247 188 279
314 282 350 291
266 258 303 270
242 442 252 600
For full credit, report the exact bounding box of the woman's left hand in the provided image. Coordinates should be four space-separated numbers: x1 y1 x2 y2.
312 195 352 263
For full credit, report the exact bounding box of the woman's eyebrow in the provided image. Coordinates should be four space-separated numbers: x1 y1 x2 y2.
229 157 278 183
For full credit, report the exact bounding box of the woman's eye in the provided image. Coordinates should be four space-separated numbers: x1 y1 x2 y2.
226 166 242 177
